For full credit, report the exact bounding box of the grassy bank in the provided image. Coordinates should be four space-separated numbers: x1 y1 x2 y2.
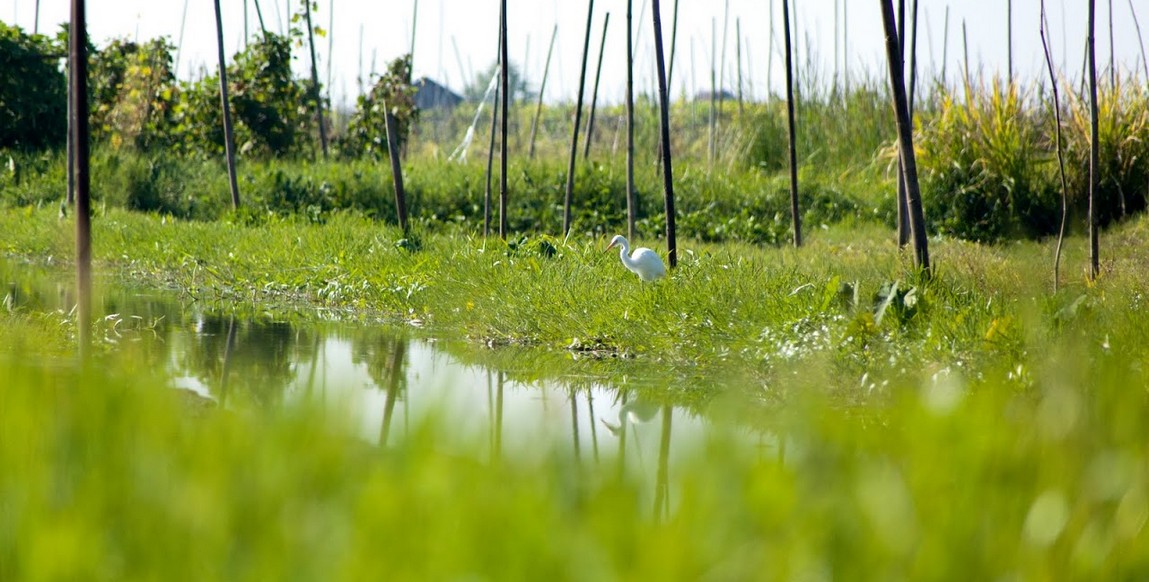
3 260 1148 579
4 206 1148 393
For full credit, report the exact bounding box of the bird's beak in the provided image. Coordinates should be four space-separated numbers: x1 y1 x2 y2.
605 242 615 252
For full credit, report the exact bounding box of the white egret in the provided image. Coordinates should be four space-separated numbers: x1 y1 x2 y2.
606 235 667 282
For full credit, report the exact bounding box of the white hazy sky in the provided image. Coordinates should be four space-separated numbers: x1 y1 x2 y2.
9 0 1148 107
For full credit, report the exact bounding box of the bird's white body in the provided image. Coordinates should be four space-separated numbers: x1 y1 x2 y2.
607 235 667 282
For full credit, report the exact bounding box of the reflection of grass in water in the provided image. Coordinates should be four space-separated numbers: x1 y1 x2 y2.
2 316 1148 579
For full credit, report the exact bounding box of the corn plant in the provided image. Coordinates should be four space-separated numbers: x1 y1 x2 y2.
917 79 1059 242
1063 76 1149 228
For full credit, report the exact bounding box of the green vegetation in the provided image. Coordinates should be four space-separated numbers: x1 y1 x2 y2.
4 11 1149 580
3 206 1149 392
4 208 1149 578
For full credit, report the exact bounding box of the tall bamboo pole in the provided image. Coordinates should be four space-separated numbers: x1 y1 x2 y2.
584 13 611 160
962 20 970 99
326 0 335 96
736 18 743 116
768 0 774 98
896 0 908 247
71 0 91 357
834 0 840 90
782 0 801 247
252 0 267 35
174 0 190 76
717 0 729 139
941 6 949 88
1087 0 1100 279
499 0 509 239
909 0 919 116
1131 0 1149 81
383 98 409 234
528 24 557 160
304 0 328 158
792 0 800 101
483 37 500 238
708 19 716 167
625 0 637 241
1040 0 1070 292
880 0 930 274
667 0 680 94
213 0 241 209
66 58 74 205
843 0 848 92
410 0 418 72
1109 0 1115 91
563 0 596 236
652 0 677 268
1007 0 1013 83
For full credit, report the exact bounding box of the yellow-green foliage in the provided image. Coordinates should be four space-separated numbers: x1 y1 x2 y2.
1064 78 1149 226
918 80 1059 241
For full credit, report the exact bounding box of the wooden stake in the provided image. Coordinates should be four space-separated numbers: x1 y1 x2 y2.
709 19 716 167
736 17 743 116
896 0 908 249
782 0 801 248
880 0 930 273
667 0 680 93
652 0 677 267
528 25 557 160
1040 0 1070 292
383 98 409 234
483 58 499 237
626 0 637 241
499 0 509 239
304 0 329 158
1007 0 1013 83
71 0 91 357
941 6 949 88
584 13 611 160
1087 0 1100 279
1131 0 1149 81
563 0 595 236
213 0 241 210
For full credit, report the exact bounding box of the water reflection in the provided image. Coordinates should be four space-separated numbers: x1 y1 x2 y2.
3 261 777 516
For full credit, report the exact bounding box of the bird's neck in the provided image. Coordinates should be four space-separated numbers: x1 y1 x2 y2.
617 242 632 263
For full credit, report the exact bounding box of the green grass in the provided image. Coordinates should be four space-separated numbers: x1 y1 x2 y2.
3 205 1149 391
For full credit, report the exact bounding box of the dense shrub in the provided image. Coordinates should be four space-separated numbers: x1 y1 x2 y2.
340 55 419 160
0 23 66 150
917 81 1060 242
1063 80 1149 227
90 38 178 150
171 33 312 158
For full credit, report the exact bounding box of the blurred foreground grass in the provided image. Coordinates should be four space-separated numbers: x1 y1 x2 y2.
2 319 1148 579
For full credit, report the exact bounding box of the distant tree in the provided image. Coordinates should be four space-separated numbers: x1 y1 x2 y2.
0 23 66 150
341 55 419 160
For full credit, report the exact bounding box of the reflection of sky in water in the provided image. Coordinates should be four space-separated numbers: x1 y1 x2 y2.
4 260 778 509
168 328 779 515
176 334 750 474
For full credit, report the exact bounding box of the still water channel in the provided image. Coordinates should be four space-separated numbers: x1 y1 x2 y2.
4 260 777 513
